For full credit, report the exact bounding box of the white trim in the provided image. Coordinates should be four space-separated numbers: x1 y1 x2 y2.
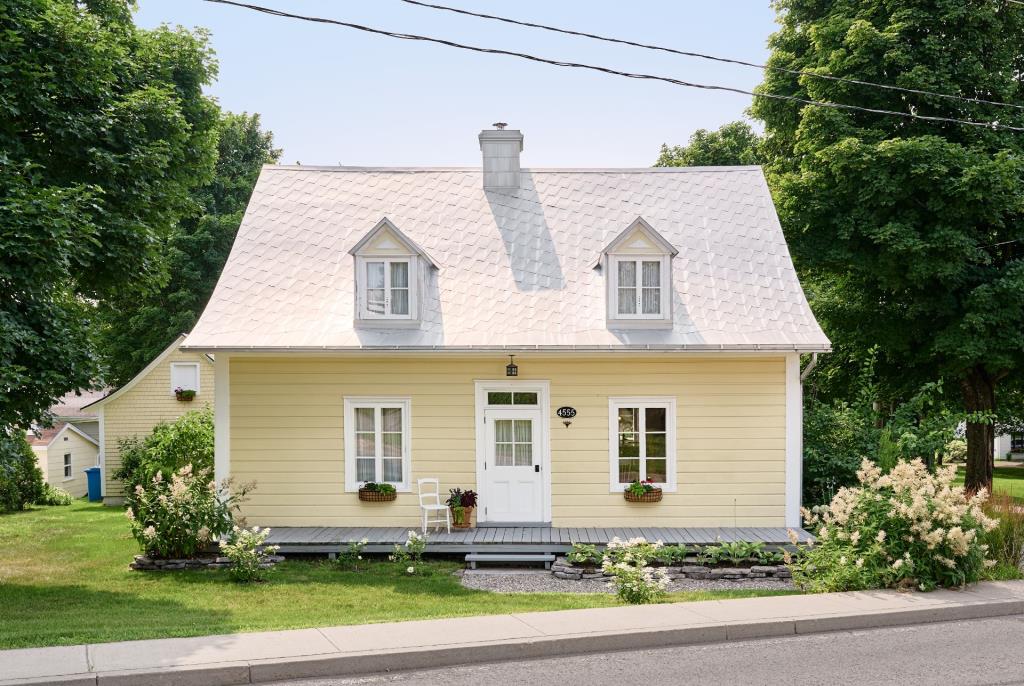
214 354 231 487
83 334 213 409
348 217 439 269
355 256 417 321
170 361 201 395
785 353 802 528
97 407 106 498
608 255 671 322
63 452 73 480
598 216 679 264
474 380 551 524
46 422 99 449
607 396 677 493
343 397 413 492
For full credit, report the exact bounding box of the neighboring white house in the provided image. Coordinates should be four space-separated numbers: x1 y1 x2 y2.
996 433 1024 460
27 389 106 497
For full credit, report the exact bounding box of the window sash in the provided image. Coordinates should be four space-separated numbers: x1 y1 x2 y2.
612 257 665 319
609 399 675 490
362 258 414 319
170 363 200 394
345 399 411 490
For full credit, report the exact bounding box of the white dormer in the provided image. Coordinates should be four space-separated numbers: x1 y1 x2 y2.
599 217 677 329
349 218 438 328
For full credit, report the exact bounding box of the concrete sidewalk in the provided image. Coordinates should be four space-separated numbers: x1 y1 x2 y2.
3 581 1023 686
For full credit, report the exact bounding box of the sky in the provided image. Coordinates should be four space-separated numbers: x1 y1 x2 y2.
134 1 779 167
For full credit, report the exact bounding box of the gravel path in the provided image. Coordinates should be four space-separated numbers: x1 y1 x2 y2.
459 569 796 594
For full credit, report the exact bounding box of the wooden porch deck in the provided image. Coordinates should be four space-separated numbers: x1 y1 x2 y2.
265 526 812 555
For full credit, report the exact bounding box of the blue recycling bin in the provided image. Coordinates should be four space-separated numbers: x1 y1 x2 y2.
85 467 102 502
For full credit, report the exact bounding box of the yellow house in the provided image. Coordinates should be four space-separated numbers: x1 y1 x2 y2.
27 389 105 498
83 335 214 504
183 127 830 542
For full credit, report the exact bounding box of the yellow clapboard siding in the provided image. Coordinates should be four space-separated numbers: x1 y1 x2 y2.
102 348 215 497
229 354 789 527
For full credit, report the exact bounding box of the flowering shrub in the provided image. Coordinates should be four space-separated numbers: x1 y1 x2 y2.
37 483 73 506
126 464 250 559
219 526 280 582
602 537 669 604
391 530 427 564
790 459 997 592
337 537 369 569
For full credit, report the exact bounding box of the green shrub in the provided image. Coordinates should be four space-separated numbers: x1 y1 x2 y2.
390 530 427 565
337 538 369 570
219 525 280 583
790 459 996 593
36 483 73 506
802 399 879 507
654 544 689 565
0 431 44 512
115 408 213 492
601 537 669 604
126 464 249 559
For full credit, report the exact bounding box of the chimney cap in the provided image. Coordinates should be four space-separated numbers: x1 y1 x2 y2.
492 122 507 130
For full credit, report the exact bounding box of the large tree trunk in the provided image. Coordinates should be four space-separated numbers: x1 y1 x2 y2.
961 366 997 495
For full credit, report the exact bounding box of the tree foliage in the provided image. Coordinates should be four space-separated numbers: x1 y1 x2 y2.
96 112 280 384
655 120 764 167
752 0 1024 493
0 430 44 512
115 406 214 493
0 0 219 430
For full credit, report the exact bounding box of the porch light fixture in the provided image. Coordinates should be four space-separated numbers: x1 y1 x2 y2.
506 355 518 377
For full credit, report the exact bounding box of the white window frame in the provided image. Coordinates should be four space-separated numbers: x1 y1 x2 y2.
356 256 416 320
170 362 201 395
63 453 72 480
343 397 412 492
608 397 677 492
609 255 670 321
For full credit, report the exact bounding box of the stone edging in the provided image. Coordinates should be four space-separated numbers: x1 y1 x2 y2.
550 556 792 581
131 554 285 571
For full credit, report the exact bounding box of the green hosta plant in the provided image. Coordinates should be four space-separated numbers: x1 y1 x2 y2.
602 537 669 604
790 459 997 593
219 525 280 583
654 544 689 565
567 543 603 568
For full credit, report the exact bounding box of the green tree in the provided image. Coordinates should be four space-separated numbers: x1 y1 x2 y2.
655 121 763 167
751 0 1024 494
96 112 281 384
0 429 44 512
0 0 219 430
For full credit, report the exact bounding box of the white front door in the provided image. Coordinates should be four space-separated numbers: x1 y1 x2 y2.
483 408 544 522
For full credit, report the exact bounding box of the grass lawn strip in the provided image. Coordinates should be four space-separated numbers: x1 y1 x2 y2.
0 502 795 649
954 465 1024 503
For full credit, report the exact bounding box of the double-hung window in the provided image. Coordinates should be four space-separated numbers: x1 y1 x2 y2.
609 397 676 491
63 453 72 479
170 362 200 395
610 255 668 320
362 258 413 319
344 398 412 491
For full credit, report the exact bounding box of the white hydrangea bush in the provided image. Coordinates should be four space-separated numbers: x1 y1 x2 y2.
219 525 280 583
790 459 998 592
602 537 670 604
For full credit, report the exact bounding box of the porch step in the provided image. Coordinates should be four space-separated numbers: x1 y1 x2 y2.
465 552 556 570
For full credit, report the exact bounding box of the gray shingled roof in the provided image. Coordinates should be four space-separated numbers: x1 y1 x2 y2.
185 165 829 352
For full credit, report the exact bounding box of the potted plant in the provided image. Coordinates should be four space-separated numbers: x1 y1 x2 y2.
446 488 478 528
623 478 662 503
358 482 397 502
174 386 196 401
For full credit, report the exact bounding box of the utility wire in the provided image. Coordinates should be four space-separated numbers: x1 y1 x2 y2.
402 0 1024 112
202 0 1024 133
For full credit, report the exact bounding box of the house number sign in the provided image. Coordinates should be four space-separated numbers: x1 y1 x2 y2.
556 407 577 419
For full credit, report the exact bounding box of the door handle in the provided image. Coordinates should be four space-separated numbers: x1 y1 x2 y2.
534 465 540 473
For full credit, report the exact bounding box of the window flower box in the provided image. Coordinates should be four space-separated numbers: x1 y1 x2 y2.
623 479 663 503
358 482 397 502
174 387 196 402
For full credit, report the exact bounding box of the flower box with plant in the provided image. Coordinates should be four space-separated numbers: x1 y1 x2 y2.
623 478 662 503
445 488 478 528
173 387 196 402
358 482 397 502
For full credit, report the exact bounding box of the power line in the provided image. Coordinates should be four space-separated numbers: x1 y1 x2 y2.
202 0 1024 133
402 0 1024 112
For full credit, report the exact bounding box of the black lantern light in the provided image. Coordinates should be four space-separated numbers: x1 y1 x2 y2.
506 355 518 377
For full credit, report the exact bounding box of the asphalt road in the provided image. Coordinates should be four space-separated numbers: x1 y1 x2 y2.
269 616 1024 686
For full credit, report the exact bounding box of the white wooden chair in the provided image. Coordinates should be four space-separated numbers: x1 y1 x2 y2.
417 478 450 534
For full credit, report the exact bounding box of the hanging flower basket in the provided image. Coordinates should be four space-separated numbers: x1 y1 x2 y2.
174 388 196 402
623 487 663 503
358 483 397 502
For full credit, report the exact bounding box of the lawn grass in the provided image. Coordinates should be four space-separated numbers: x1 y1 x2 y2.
0 502 795 649
954 464 1024 503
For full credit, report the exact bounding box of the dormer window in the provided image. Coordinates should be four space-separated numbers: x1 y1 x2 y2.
349 217 438 328
599 217 677 329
